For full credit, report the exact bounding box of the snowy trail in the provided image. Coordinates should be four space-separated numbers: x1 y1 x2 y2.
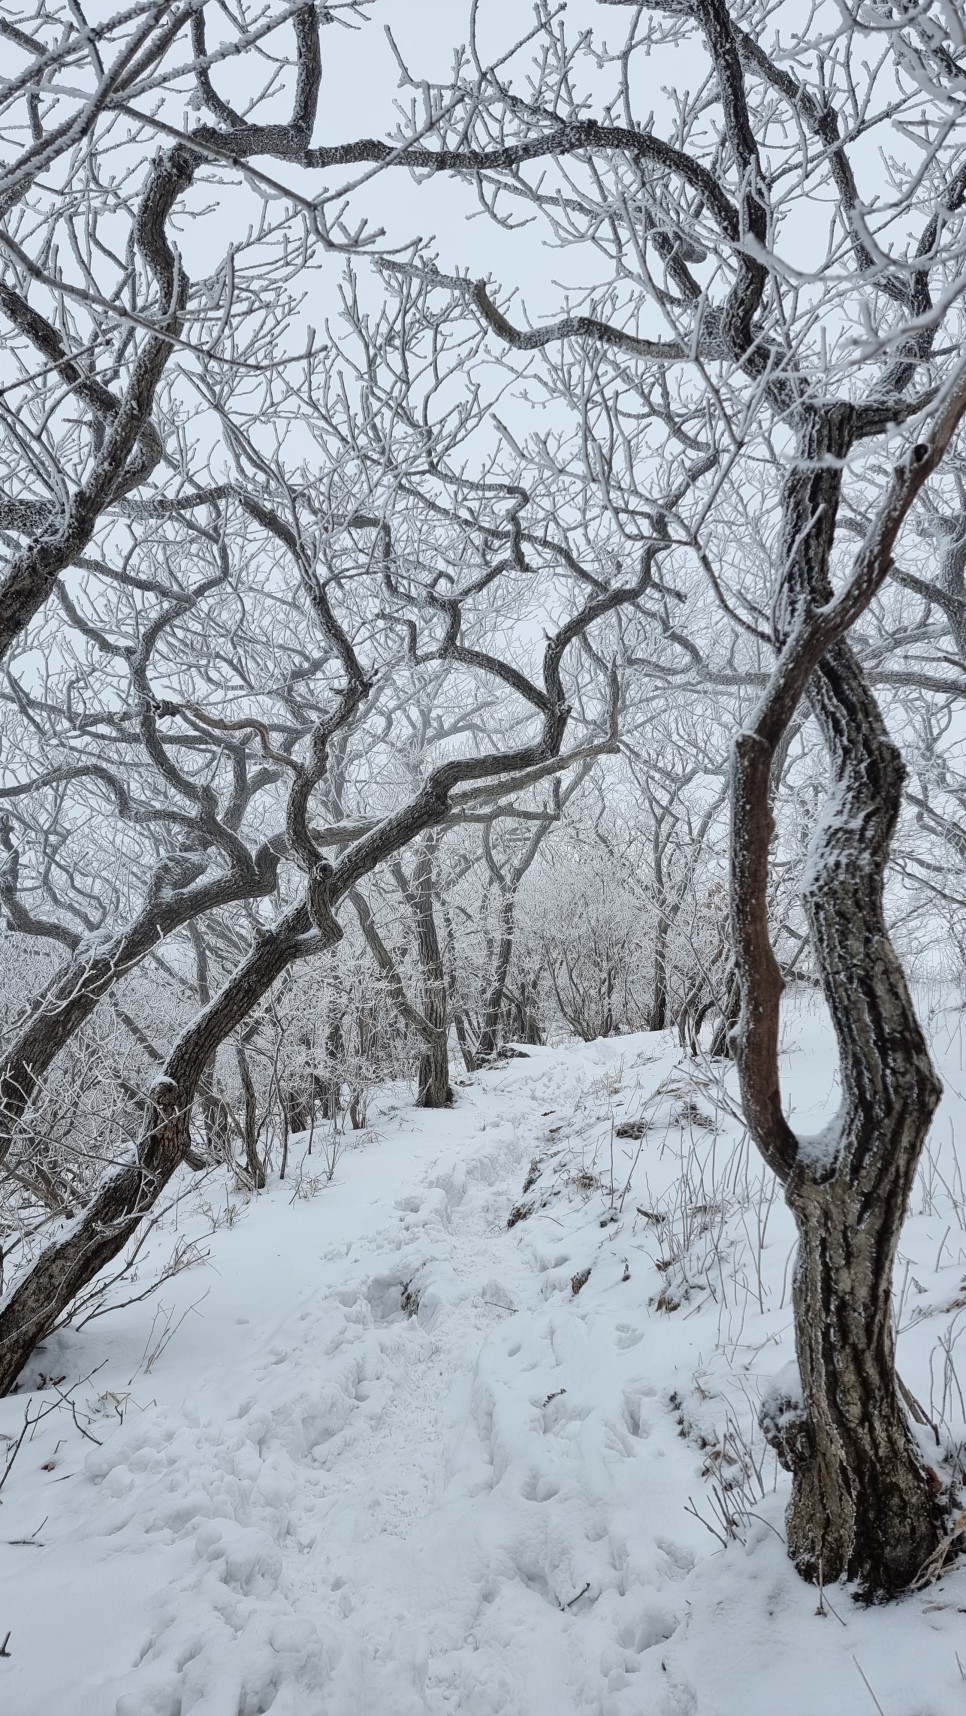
2 1029 966 1715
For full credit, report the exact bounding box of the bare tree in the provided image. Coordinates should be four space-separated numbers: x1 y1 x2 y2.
352 838 454 1110
269 0 966 1595
0 519 293 1178
473 782 575 1062
0 336 651 1392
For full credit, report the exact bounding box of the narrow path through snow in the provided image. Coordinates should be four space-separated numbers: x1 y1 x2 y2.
2 1029 965 1716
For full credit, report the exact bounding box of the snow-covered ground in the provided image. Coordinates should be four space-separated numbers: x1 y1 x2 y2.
2 999 966 1716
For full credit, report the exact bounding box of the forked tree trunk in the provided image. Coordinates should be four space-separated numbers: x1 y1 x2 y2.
730 398 966 1597
476 797 562 1059
763 637 943 1593
350 854 453 1110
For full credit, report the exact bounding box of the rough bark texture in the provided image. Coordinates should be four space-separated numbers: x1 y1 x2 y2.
769 637 944 1592
731 401 964 1595
350 873 452 1111
415 1033 453 1110
774 1179 942 1591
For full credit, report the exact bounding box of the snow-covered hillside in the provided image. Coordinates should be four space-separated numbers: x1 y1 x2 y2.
2 1007 965 1716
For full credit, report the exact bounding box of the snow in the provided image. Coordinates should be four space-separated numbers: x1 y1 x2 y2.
1 1002 965 1715
759 1360 805 1426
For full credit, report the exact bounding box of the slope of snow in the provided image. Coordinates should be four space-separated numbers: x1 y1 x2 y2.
1 1007 965 1715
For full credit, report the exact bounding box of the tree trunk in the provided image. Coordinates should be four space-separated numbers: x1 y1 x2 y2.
317 1007 344 1124
442 904 478 1073
416 1030 452 1108
188 922 232 1165
511 973 544 1045
350 879 452 1107
650 911 670 1032
477 888 515 1060
731 400 960 1595
601 962 616 1037
452 1007 478 1074
650 816 671 1031
708 969 739 1059
398 847 453 1108
768 1171 941 1593
235 1042 266 1189
761 636 943 1593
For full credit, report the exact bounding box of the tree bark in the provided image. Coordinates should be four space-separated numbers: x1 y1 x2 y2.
416 1032 452 1109
759 637 944 1591
730 398 966 1595
477 888 515 1060
707 969 739 1060
235 1042 267 1190
350 875 452 1109
405 849 453 1107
